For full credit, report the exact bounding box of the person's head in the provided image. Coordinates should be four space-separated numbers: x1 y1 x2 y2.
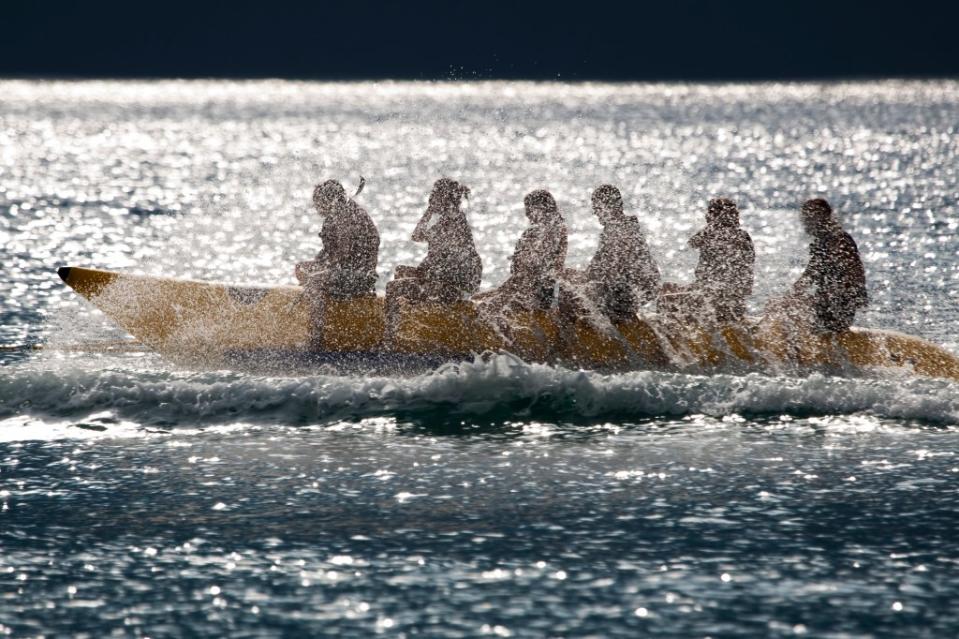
706 197 739 228
428 177 470 213
800 198 836 236
312 180 347 216
523 189 558 224
591 184 624 224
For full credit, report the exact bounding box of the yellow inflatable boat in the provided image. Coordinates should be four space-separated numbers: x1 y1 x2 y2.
57 266 959 381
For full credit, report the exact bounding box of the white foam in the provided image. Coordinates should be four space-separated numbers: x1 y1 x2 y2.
2 354 958 436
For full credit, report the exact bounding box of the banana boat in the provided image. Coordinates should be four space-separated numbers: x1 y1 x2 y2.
56 266 959 381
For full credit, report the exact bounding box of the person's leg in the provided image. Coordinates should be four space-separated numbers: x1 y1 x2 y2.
817 303 855 334
534 280 555 311
384 280 402 337
604 284 640 323
657 283 692 317
385 277 423 344
304 280 327 352
557 281 592 323
412 277 465 305
713 294 747 324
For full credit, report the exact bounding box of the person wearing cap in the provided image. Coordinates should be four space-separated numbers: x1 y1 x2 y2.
385 177 483 335
295 179 380 349
576 184 660 321
659 198 755 323
787 198 867 332
482 189 568 313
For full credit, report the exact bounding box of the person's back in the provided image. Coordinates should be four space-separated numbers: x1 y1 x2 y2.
320 200 380 296
419 205 482 297
504 190 568 310
296 179 380 296
688 198 755 321
586 185 659 319
794 199 867 332
588 214 659 293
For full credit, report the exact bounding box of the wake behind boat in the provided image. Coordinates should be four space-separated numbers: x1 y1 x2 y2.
57 266 959 381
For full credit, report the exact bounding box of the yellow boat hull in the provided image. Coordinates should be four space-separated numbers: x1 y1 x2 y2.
57 266 959 381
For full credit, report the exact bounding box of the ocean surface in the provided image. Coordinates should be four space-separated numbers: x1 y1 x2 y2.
2 80 959 637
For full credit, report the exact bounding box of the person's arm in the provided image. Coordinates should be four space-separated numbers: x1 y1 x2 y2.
467 249 483 295
723 233 756 298
791 271 812 296
411 208 434 243
688 226 708 249
509 227 539 280
586 228 609 283
295 225 330 283
741 234 756 297
318 218 337 266
322 216 351 276
791 240 821 297
361 215 381 275
394 264 423 279
448 217 483 294
842 234 868 306
635 239 661 302
295 259 322 284
549 225 569 278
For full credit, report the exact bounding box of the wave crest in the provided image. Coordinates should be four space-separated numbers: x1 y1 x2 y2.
3 354 959 429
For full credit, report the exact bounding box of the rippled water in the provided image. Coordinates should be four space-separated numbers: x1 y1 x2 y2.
2 80 959 636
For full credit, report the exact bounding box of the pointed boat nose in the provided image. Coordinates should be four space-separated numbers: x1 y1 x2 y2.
58 266 72 283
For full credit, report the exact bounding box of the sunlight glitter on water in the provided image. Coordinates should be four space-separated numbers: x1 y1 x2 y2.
3 80 959 348
3 80 959 637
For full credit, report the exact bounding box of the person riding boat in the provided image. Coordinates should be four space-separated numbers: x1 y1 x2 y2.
480 189 568 314
658 198 755 323
385 177 482 336
763 198 867 336
295 179 379 350
564 184 660 322
788 198 867 333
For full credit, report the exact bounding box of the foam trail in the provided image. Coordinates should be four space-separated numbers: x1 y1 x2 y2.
2 354 958 429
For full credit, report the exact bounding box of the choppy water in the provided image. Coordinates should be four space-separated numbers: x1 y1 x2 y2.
2 80 959 637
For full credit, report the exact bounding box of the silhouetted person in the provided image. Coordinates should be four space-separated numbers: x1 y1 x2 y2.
584 184 660 320
790 198 867 332
482 189 568 313
385 178 482 336
295 179 379 350
659 198 755 322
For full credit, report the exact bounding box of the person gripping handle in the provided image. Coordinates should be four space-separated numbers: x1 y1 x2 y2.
479 189 568 314
658 197 755 323
295 178 380 350
763 198 867 335
566 184 660 322
385 177 483 338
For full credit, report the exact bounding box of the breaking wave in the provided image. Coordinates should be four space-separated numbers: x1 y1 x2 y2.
2 352 959 432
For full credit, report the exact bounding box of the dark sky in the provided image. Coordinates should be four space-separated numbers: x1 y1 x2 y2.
4 0 958 80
